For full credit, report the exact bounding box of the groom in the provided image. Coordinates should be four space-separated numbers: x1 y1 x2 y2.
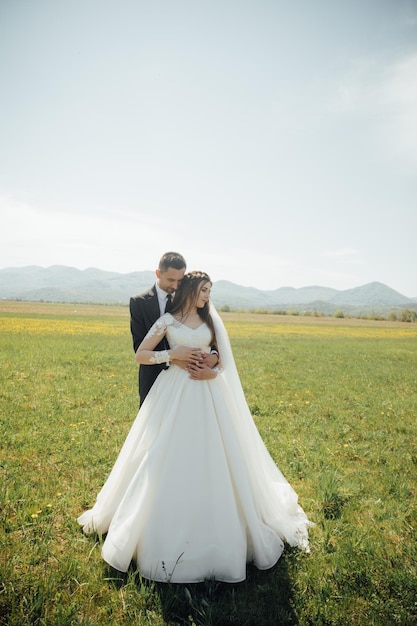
130 252 219 405
130 251 187 405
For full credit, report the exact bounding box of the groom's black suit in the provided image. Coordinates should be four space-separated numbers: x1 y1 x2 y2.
129 286 170 405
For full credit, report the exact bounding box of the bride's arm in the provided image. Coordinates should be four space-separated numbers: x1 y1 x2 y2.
135 321 202 365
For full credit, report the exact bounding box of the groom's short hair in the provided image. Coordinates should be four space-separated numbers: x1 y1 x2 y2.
159 251 186 273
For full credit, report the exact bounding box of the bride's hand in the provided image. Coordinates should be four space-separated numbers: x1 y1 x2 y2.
171 346 202 363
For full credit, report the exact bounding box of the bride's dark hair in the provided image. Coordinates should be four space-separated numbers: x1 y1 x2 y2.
171 271 216 343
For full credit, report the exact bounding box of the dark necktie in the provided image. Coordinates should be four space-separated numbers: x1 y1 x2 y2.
165 294 172 312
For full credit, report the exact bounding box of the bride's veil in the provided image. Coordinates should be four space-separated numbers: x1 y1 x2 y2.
209 302 271 446
209 303 312 550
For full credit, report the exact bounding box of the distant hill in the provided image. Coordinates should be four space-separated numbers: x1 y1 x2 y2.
212 279 416 315
0 265 415 315
0 265 155 304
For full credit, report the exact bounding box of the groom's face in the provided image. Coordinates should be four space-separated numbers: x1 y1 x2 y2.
157 267 185 294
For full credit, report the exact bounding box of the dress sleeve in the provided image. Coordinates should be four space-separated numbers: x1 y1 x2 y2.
143 313 171 340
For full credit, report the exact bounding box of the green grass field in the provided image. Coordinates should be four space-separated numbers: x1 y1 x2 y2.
1 302 416 625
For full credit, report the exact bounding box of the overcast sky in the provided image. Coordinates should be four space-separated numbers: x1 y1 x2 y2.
1 0 416 296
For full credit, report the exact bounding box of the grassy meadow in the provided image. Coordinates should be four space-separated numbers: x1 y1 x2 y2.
1 301 416 626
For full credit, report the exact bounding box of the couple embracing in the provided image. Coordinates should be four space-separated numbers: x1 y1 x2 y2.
129 252 219 405
78 251 313 583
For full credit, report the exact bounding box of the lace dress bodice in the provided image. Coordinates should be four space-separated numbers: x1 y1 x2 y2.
147 313 212 353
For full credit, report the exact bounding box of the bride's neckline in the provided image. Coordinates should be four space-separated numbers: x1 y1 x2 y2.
171 314 205 331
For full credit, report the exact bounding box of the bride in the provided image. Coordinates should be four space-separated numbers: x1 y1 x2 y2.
78 271 313 583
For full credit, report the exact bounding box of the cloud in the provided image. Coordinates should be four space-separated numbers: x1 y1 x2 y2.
0 195 172 272
331 51 417 166
381 52 417 158
321 248 361 260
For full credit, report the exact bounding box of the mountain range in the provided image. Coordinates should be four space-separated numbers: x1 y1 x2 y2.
0 265 416 315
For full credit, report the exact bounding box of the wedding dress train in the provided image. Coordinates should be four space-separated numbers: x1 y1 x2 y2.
78 308 312 582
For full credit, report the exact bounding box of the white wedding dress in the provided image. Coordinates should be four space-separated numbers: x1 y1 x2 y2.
78 308 312 583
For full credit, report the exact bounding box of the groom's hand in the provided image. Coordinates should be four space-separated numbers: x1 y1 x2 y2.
187 362 217 380
200 351 219 369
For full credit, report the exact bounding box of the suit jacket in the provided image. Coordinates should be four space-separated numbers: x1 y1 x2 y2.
130 285 170 405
